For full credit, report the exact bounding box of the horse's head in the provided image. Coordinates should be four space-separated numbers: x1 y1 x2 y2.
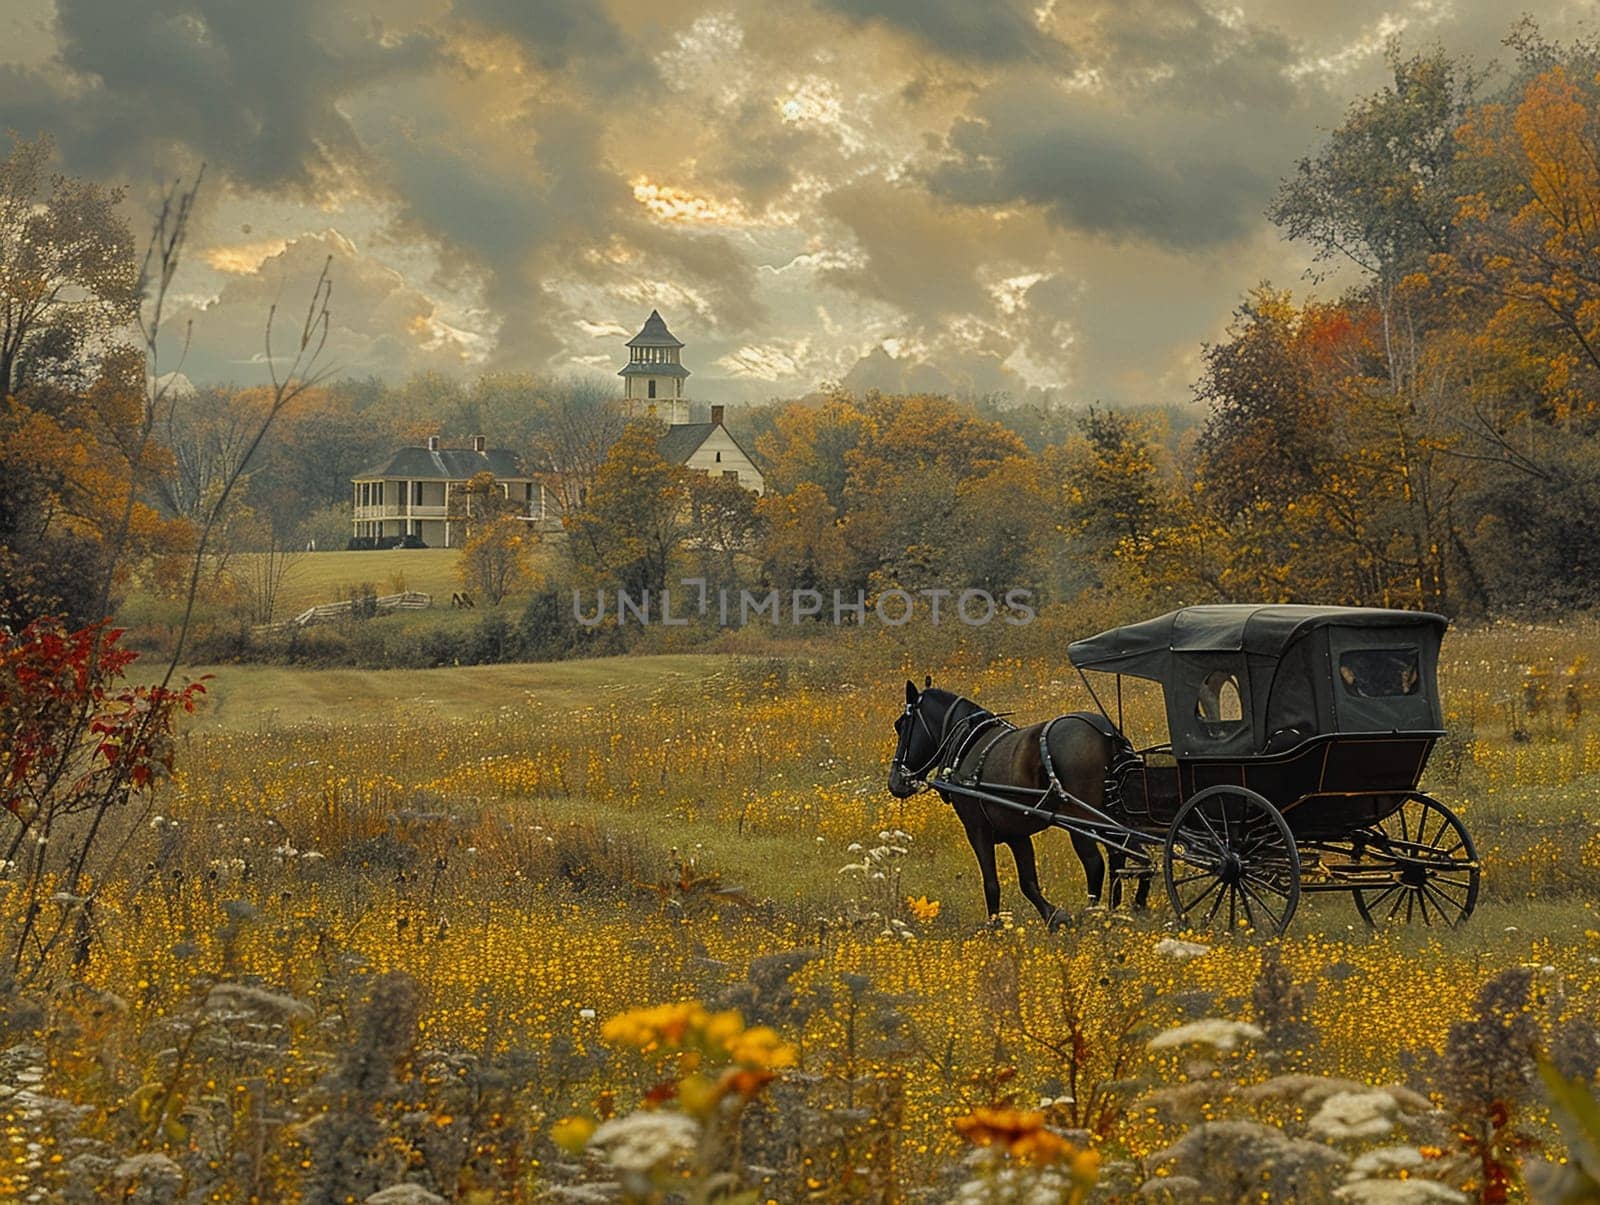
888 677 954 798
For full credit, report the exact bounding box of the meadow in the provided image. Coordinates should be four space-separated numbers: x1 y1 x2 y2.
4 619 1600 1202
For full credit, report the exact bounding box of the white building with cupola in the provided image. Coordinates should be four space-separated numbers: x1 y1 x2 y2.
618 310 763 495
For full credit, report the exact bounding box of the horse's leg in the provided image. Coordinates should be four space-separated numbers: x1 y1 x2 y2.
1133 861 1153 910
958 811 1003 925
1007 836 1066 932
1070 831 1106 906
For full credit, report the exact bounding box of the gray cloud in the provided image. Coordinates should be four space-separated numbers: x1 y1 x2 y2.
32 0 438 193
930 97 1273 250
452 0 659 90
816 0 1069 65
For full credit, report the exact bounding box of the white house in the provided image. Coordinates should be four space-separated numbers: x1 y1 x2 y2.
350 435 554 548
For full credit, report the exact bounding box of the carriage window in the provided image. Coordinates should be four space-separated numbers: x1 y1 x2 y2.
1339 649 1420 697
1195 671 1243 726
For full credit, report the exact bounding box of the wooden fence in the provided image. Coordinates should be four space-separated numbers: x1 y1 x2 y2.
254 591 432 635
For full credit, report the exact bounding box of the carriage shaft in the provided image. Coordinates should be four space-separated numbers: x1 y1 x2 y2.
927 776 1158 864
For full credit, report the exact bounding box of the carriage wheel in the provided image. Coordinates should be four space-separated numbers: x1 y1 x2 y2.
1352 795 1479 928
1163 786 1300 935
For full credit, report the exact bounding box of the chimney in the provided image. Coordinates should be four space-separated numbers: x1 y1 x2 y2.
710 404 724 426
427 435 440 452
472 434 486 453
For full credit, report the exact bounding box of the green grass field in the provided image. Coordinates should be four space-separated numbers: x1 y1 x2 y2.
240 544 560 615
178 651 729 730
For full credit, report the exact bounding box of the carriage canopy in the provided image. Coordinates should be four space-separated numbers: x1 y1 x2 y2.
1067 605 1447 758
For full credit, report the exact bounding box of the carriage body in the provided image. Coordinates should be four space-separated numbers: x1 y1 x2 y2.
1065 606 1475 931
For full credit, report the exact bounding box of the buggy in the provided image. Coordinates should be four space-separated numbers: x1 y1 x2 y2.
932 605 1478 933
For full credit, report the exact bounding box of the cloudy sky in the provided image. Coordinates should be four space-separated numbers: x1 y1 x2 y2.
2 0 1593 404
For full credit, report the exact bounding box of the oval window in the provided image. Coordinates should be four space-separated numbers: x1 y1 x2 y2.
1196 671 1243 725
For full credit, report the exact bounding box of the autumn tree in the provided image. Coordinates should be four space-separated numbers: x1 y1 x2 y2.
459 515 534 606
0 133 139 396
566 420 690 596
1191 289 1460 606
946 454 1062 597
841 393 1028 593
3 166 332 982
686 471 760 593
754 395 877 508
1270 48 1477 392
1434 56 1600 605
756 483 849 594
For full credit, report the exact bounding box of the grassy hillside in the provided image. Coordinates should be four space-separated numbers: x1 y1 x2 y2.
258 546 553 614
175 651 729 730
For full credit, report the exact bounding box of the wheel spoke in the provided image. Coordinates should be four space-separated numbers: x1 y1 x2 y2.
1242 870 1290 900
1179 875 1224 916
1239 880 1283 933
1421 880 1464 922
1426 877 1471 904
1362 884 1402 918
1205 879 1229 924
1386 887 1408 922
1196 805 1228 850
1415 805 1438 850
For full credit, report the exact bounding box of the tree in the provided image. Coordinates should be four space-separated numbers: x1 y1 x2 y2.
754 395 876 508
449 470 521 537
1194 288 1327 521
1453 64 1600 418
529 375 627 519
0 133 139 396
1270 48 1476 393
947 453 1061 597
756 483 848 594
1065 408 1166 555
0 345 187 628
566 420 689 596
686 471 759 592
459 514 534 606
245 383 392 536
157 386 265 521
2 167 333 983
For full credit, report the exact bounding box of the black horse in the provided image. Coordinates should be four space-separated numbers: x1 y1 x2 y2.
887 678 1149 930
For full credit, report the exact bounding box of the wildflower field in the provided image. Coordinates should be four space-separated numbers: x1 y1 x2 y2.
5 620 1600 1202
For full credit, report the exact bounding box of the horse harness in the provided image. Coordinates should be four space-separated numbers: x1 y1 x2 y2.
939 707 1138 825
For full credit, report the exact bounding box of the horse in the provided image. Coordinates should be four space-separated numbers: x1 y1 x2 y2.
887 678 1150 930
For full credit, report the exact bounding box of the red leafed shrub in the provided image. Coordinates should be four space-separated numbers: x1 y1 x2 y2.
0 618 206 820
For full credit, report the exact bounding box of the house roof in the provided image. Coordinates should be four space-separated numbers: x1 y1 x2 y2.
657 420 761 474
618 360 690 378
354 446 531 481
658 423 717 464
627 309 684 348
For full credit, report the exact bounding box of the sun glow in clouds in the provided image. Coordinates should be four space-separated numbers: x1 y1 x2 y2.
203 239 289 274
630 178 751 225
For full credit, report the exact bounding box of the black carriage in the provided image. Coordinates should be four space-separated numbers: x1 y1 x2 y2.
935 605 1479 934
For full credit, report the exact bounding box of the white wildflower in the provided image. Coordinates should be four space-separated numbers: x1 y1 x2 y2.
590 1111 700 1174
1148 1019 1264 1053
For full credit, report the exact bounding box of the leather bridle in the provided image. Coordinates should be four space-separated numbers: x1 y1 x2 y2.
892 692 1005 791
